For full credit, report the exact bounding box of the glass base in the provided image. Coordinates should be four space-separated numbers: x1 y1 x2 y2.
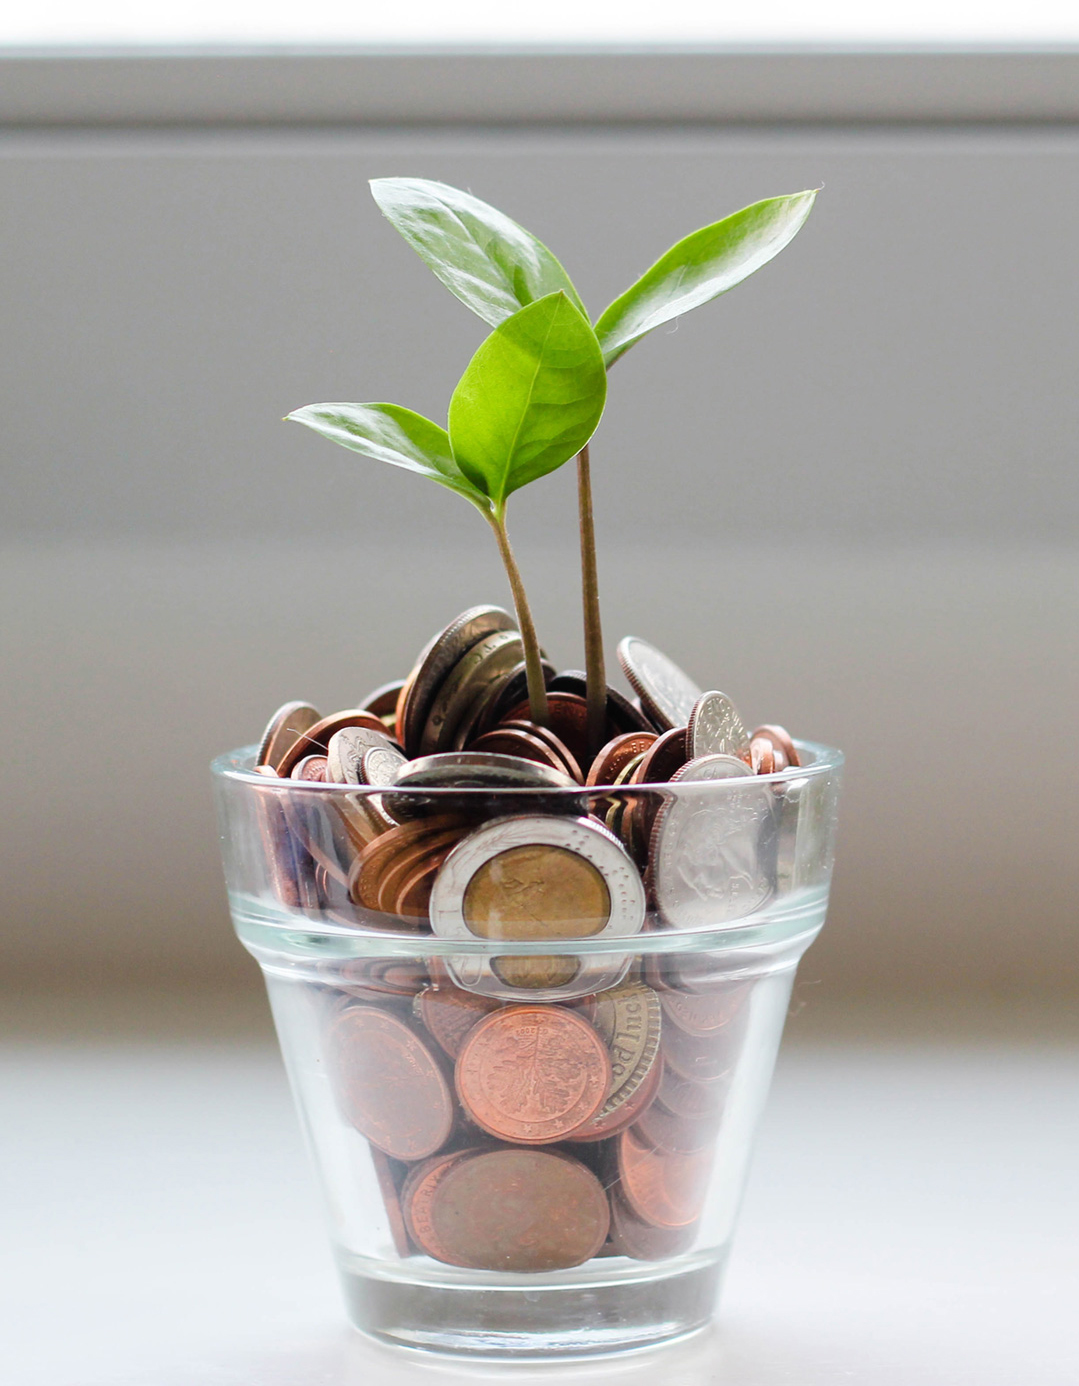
337 1250 725 1359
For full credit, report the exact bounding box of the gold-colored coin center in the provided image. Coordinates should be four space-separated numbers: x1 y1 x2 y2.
462 845 611 941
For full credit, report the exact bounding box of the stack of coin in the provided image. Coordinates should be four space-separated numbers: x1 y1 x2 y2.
250 610 803 1271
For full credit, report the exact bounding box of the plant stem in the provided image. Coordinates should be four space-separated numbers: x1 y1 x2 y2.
488 507 549 727
576 442 607 755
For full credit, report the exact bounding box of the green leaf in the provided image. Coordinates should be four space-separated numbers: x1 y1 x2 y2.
595 190 818 367
370 176 587 329
448 292 606 509
287 401 490 510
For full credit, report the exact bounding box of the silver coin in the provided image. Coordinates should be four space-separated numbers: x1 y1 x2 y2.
687 691 750 761
257 701 321 770
326 726 395 784
402 606 517 755
420 629 524 755
651 754 773 929
393 752 577 793
429 814 645 1002
616 637 702 731
361 743 408 787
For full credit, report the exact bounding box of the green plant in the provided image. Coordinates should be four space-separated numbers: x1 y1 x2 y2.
292 178 816 738
289 292 606 725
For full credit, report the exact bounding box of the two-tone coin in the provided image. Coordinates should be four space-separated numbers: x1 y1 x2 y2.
430 813 645 999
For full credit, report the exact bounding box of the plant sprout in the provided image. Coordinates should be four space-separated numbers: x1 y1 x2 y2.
292 178 817 741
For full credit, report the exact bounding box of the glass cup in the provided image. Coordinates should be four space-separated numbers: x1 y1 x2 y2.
212 740 842 1358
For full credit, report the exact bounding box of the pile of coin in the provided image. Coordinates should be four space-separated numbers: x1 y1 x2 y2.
322 958 751 1269
250 605 801 1270
252 605 800 933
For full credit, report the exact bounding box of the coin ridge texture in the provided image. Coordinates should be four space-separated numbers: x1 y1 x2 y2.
329 1006 453 1160
617 637 702 731
455 1005 612 1143
425 1146 610 1271
403 606 517 755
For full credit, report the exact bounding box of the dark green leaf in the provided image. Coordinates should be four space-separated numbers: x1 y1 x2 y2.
287 401 490 510
370 176 587 328
447 292 606 510
595 190 818 366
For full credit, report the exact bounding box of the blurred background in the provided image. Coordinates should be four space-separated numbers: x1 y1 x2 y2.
3 10 1078 1385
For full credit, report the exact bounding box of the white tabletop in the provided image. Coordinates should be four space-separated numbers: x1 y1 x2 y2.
4 996 1077 1386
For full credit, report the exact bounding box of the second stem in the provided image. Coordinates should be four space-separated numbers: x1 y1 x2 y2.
577 442 607 755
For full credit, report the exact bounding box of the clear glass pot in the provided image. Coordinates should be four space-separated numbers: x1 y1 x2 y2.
212 741 842 1359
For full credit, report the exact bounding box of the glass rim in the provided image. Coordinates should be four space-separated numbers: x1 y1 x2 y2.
211 738 843 797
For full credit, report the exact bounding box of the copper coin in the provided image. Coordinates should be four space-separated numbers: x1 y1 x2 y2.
277 709 390 776
257 701 321 770
403 606 518 756
468 726 570 775
403 1148 476 1257
290 754 328 782
370 1146 412 1257
608 1186 697 1261
656 1065 729 1121
329 1006 454 1160
422 1146 610 1271
547 673 653 737
750 736 777 774
634 1101 719 1155
630 726 689 785
752 723 801 768
256 791 303 908
455 1005 611 1144
504 691 591 771
361 680 407 719
350 816 467 911
586 732 658 787
393 855 447 923
413 983 501 1058
615 1127 712 1229
662 1023 740 1085
376 830 463 915
659 980 753 1037
330 957 429 998
478 720 584 783
393 667 416 747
